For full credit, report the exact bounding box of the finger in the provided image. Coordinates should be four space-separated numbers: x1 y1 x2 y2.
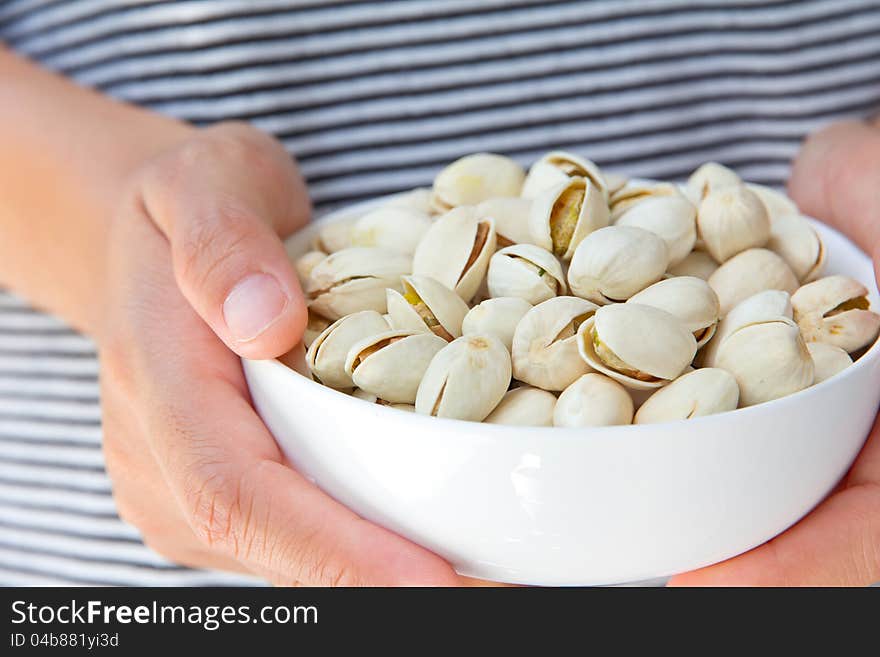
139 123 311 359
669 415 880 586
788 120 880 267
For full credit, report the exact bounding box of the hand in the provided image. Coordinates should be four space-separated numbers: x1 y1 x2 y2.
98 122 462 585
670 118 880 586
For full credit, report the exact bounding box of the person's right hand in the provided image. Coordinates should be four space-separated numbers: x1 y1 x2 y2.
98 122 463 585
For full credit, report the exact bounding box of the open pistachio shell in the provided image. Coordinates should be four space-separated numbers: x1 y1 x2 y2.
306 310 389 390
462 297 532 351
528 177 610 260
791 275 880 353
350 206 432 255
553 373 634 428
628 276 720 348
415 334 512 421
303 310 332 350
520 151 608 200
386 274 469 341
475 197 535 247
714 318 814 406
746 183 799 223
807 342 853 384
609 182 680 222
412 206 497 302
295 250 327 286
602 171 629 195
697 184 771 264
312 218 356 253
382 188 435 215
614 195 697 266
634 368 739 424
306 247 411 320
686 162 741 201
345 329 447 404
577 304 697 390
666 249 719 280
767 214 825 283
487 244 566 305
567 225 669 304
484 386 557 426
511 296 598 391
430 153 525 213
708 248 799 316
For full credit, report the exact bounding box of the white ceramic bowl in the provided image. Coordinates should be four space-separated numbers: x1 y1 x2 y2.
244 196 880 585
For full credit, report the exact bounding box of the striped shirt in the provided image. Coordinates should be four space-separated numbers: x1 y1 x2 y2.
1 0 878 585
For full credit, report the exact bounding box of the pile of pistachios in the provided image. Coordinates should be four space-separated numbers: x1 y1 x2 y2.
293 152 880 426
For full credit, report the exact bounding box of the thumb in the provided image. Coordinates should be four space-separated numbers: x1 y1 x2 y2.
788 119 880 269
137 124 311 359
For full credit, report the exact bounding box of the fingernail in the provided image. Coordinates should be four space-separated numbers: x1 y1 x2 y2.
223 273 289 342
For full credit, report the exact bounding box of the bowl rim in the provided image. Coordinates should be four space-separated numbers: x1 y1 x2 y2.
253 190 880 437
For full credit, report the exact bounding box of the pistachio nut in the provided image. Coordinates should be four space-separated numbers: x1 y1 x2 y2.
614 195 697 266
487 243 566 305
294 250 327 286
382 187 434 215
345 329 447 404
528 177 610 260
791 275 880 353
714 318 814 406
385 274 469 341
746 183 799 223
415 334 512 421
484 386 557 426
577 303 697 390
707 248 799 316
511 296 598 391
412 206 497 302
430 153 525 213
609 182 680 222
767 214 825 283
807 342 853 384
350 206 433 255
312 218 356 253
686 162 741 201
306 310 390 389
553 373 634 427
666 249 719 280
567 225 669 304
306 247 411 320
697 184 771 263
520 150 607 200
475 197 535 247
303 310 332 349
633 368 739 424
462 296 532 351
628 276 720 348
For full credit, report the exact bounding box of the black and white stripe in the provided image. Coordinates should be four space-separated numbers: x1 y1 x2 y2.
1 0 879 585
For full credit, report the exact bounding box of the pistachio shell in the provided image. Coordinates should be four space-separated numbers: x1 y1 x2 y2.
295 250 327 286
312 218 356 253
487 244 566 305
462 297 532 351
306 247 411 320
666 249 719 280
528 177 610 260
415 334 512 421
412 206 497 302
697 184 771 263
475 197 535 246
382 188 434 215
791 275 880 353
345 329 447 404
306 310 390 389
807 342 853 384
687 162 741 201
484 386 557 426
628 276 720 348
511 296 598 391
714 318 814 406
707 248 799 316
577 304 697 390
634 368 739 424
553 373 634 427
567 226 669 304
351 388 378 403
385 274 469 341
746 183 799 222
609 182 680 222
520 151 608 200
350 206 432 254
431 153 525 213
767 214 825 282
303 310 332 349
614 195 697 266
602 171 629 195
